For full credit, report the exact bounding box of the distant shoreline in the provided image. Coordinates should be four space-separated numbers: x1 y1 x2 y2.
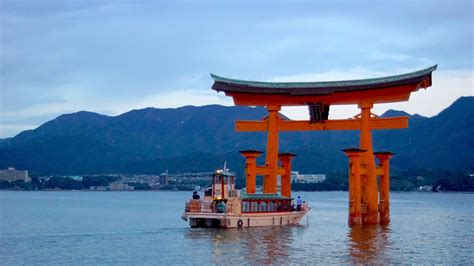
1 189 473 193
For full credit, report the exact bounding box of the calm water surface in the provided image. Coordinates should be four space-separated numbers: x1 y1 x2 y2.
1 191 473 264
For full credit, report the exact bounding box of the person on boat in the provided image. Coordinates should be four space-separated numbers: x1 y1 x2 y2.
302 201 308 211
216 201 226 213
296 196 302 211
204 188 212 197
192 191 200 200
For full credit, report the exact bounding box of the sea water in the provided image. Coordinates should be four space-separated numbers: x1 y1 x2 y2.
0 191 473 264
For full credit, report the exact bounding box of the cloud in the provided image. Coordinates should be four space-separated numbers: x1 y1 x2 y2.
0 86 233 138
0 123 38 139
0 0 472 138
375 70 474 117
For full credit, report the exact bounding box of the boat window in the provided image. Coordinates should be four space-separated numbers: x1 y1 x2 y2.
269 201 275 212
241 199 292 213
254 201 258 212
242 201 249 213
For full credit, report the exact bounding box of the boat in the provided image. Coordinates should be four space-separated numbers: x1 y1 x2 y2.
181 166 310 228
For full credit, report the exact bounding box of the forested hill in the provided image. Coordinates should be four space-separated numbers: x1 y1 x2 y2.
0 97 472 175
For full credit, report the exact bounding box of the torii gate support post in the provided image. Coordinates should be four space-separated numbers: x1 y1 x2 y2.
358 103 379 224
239 150 263 194
375 151 394 224
343 148 366 225
264 105 281 194
278 153 296 198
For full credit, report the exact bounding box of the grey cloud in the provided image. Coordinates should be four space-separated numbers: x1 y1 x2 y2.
1 0 472 137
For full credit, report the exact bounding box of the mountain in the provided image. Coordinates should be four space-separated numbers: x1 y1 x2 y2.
1 106 268 157
0 97 472 175
372 96 474 170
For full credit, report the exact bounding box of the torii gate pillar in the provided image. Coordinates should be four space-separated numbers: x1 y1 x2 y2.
264 105 281 194
375 151 394 224
358 103 379 224
279 152 296 198
239 149 263 194
343 148 366 225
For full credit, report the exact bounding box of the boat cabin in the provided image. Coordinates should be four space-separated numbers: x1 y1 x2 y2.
240 192 292 213
185 168 294 215
211 170 236 199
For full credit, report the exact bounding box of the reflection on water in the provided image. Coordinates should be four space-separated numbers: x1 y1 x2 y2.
348 224 391 264
185 224 393 264
185 226 299 264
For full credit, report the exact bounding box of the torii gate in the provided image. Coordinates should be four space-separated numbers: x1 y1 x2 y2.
211 65 436 225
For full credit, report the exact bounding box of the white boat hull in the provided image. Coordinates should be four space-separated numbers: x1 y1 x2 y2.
183 209 309 228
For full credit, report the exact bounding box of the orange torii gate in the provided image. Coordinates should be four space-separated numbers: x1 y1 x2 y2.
211 65 436 225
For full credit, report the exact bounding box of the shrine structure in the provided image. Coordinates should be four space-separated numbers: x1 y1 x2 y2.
211 65 437 225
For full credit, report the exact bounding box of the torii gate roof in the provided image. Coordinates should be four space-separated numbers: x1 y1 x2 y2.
211 65 437 106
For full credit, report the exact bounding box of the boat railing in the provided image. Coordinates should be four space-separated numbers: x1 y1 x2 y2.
300 203 310 211
185 200 215 213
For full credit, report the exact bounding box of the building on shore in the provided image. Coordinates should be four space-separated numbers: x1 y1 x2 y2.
160 170 169 187
291 171 326 184
418 185 433 192
0 167 31 183
89 186 107 191
68 176 83 181
108 181 134 191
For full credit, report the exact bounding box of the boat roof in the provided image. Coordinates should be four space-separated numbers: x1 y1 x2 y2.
240 191 290 200
214 171 235 177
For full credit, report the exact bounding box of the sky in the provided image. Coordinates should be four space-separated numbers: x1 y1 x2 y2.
1 0 473 138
